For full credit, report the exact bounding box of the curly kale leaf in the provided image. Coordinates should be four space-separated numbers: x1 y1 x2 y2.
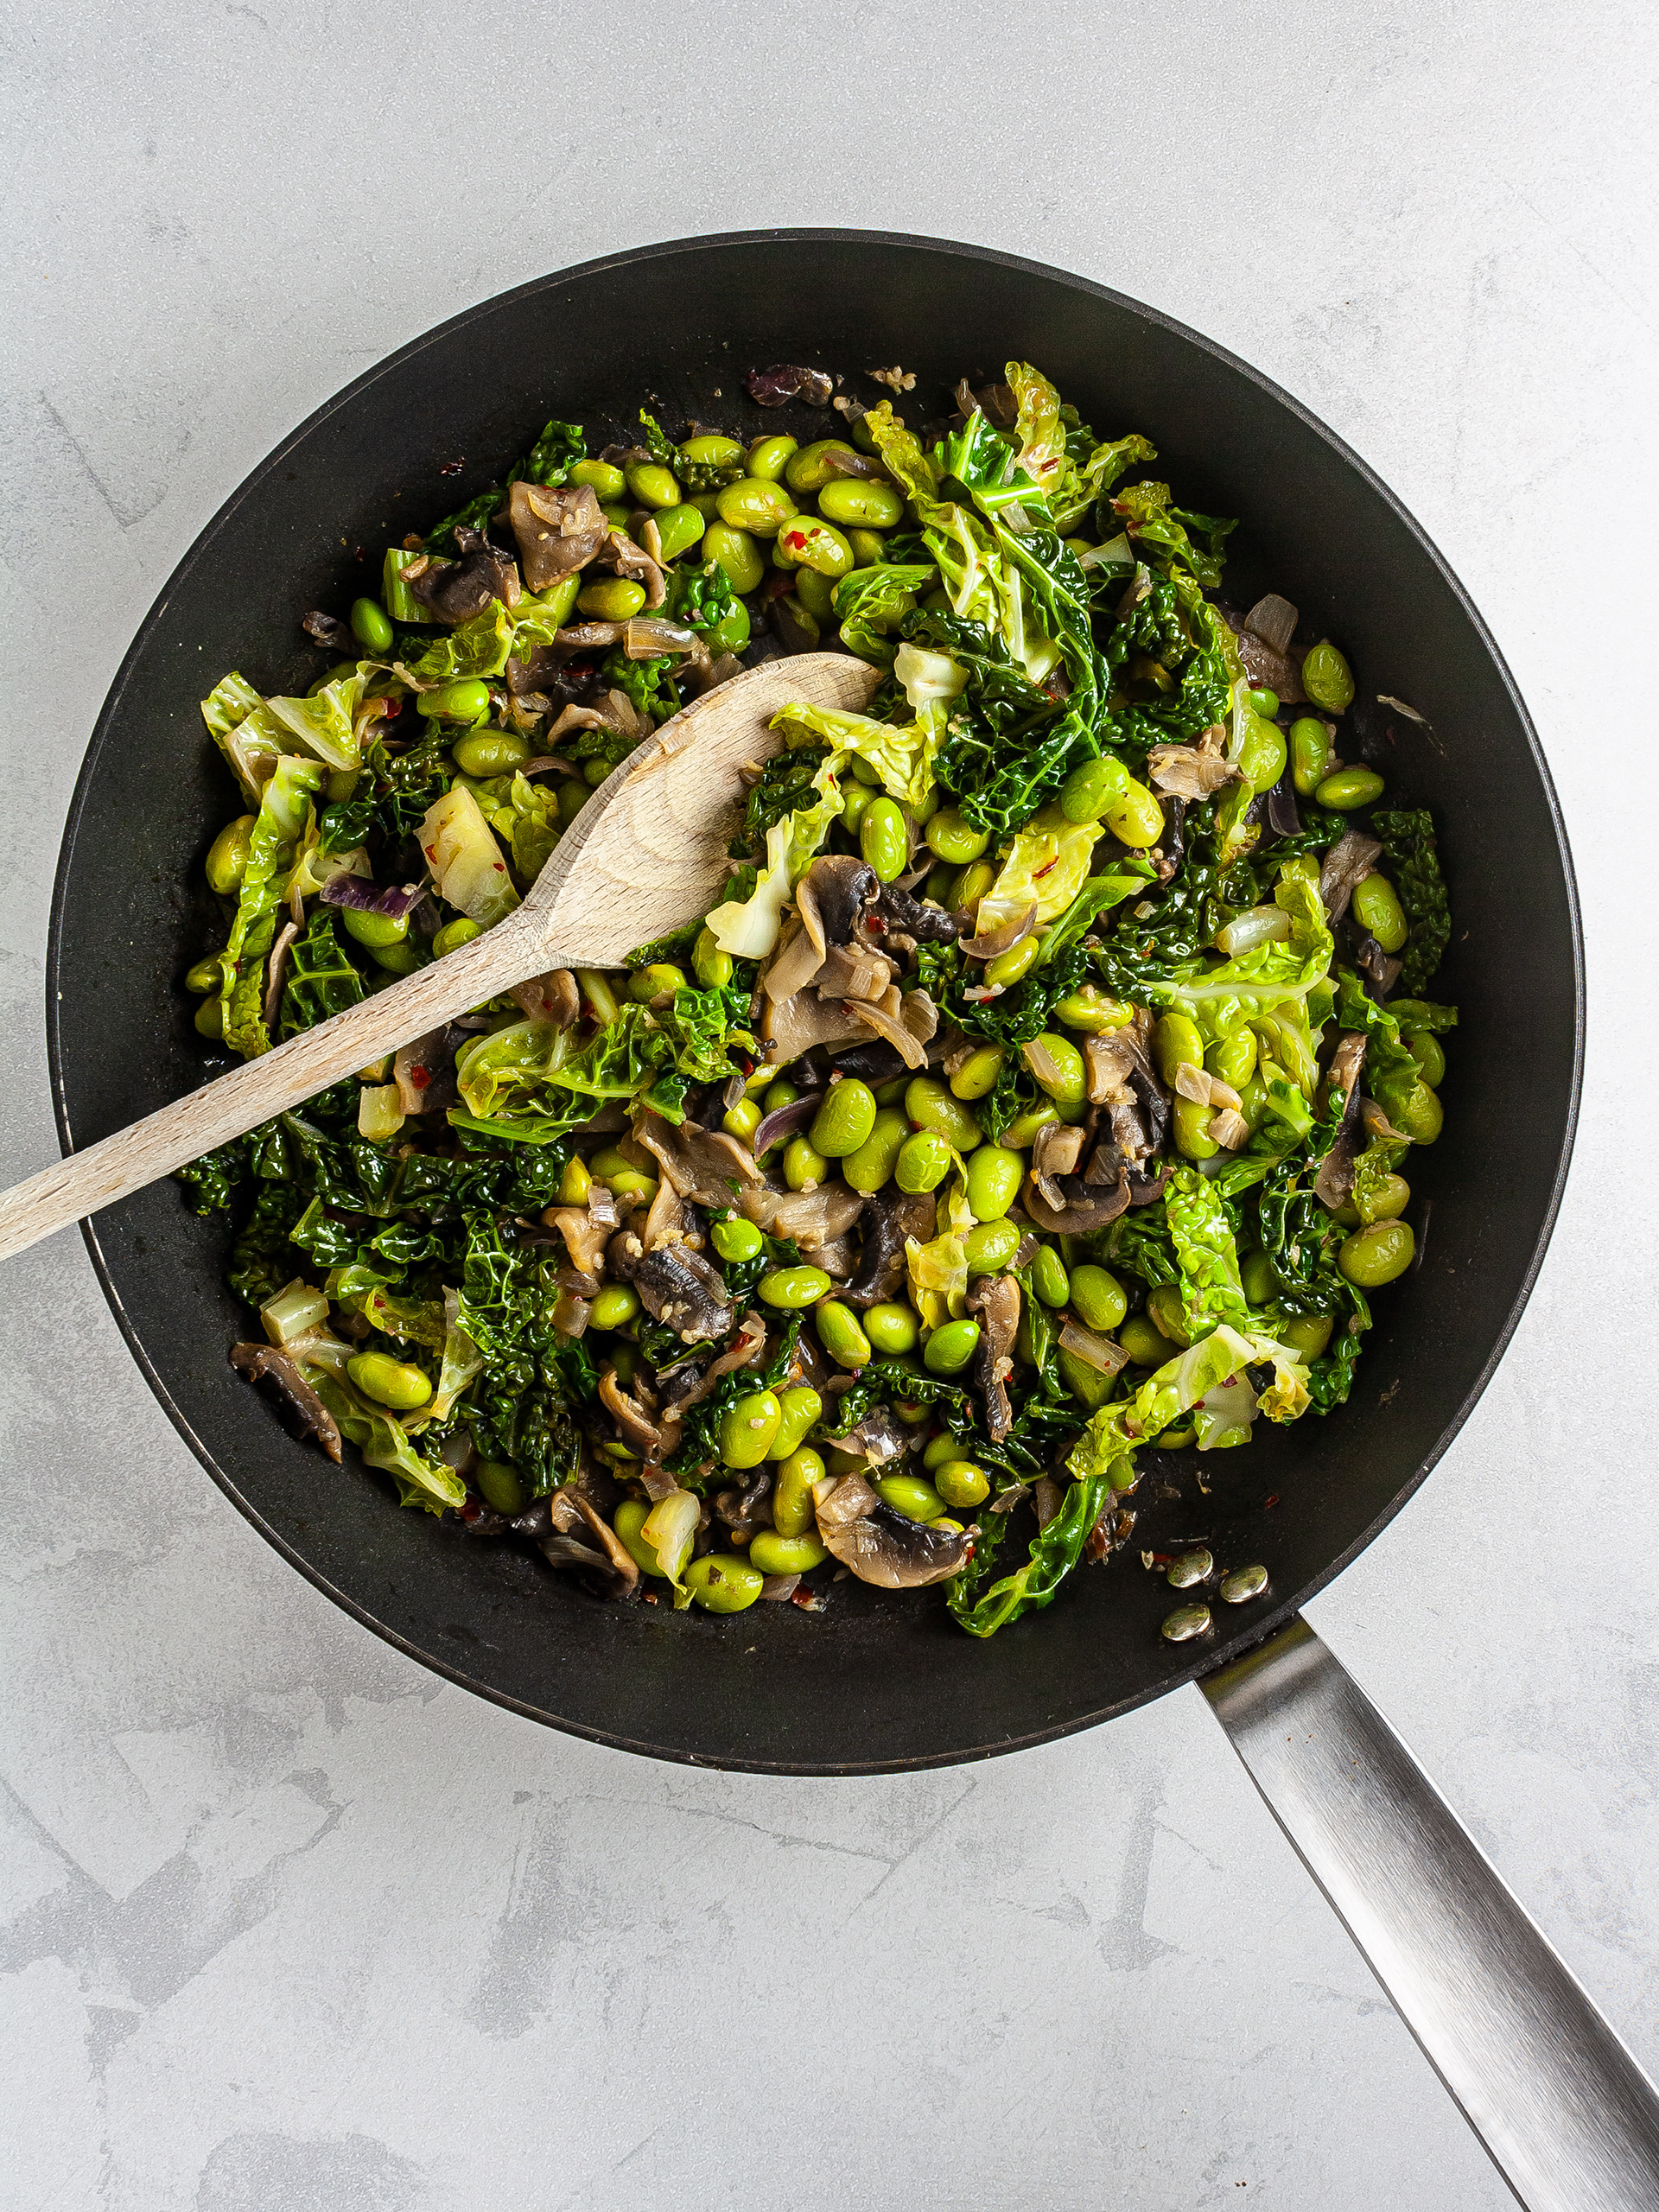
278 910 364 1038
176 1139 250 1215
731 743 830 861
423 488 505 558
947 1469 1115 1637
669 558 741 635
625 921 704 972
517 419 585 488
1110 482 1236 588
639 412 742 494
599 647 679 728
1372 808 1451 992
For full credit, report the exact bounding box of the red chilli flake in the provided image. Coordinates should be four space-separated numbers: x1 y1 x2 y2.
1263 1494 1280 1510
410 1067 430 1090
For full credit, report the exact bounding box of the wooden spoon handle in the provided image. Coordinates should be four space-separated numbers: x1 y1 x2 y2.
0 923 540 1262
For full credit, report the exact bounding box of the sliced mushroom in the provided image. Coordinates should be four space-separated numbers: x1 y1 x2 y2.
714 1468 773 1541
509 481 607 590
817 942 896 1003
229 1344 342 1462
599 1366 667 1463
1227 616 1306 706
762 855 880 1004
1313 1033 1370 1206
841 1187 937 1307
1146 741 1238 800
744 1181 867 1252
824 1405 910 1465
509 969 580 1027
541 1489 638 1599
599 529 666 610
660 1312 768 1421
1031 1121 1088 1211
410 528 520 625
761 989 874 1064
966 1273 1020 1442
814 1471 972 1589
393 1027 458 1115
1320 829 1383 924
848 983 931 1071
874 880 959 945
1023 1150 1132 1235
634 1109 764 1210
631 1246 734 1343
962 901 1038 962
543 1185 620 1279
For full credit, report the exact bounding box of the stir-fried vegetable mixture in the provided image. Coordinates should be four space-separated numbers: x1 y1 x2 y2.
181 362 1454 1635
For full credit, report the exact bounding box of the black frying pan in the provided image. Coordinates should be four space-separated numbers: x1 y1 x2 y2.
45 234 1657 2203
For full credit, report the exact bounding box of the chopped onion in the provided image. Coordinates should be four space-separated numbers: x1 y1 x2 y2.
962 900 1038 962
1021 1033 1071 1093
260 1279 330 1347
1078 532 1135 569
357 1083 405 1140
1058 1318 1131 1376
624 615 704 662
1244 594 1299 653
1216 905 1293 957
641 1488 700 1582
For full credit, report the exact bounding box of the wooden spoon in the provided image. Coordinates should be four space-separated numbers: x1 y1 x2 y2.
0 652 880 1262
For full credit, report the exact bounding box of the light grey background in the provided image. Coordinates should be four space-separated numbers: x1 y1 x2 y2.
3 3 1656 2206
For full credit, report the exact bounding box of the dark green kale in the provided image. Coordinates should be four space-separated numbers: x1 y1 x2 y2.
1372 808 1451 992
518 418 585 487
600 648 679 728
669 558 742 634
664 1318 801 1478
732 744 829 861
175 1139 249 1214
278 911 364 1037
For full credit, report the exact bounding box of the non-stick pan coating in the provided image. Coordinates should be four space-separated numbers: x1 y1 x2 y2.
48 232 1581 1772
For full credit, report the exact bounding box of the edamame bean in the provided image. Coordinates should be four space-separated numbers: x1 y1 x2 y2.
599 501 629 530
760 1266 833 1309
784 438 856 493
842 1107 910 1193
1338 1220 1415 1287
719 1389 784 1468
342 906 410 950
1280 1314 1334 1361
724 1096 765 1146
1025 1033 1086 1107
1240 1250 1276 1305
810 1077 878 1158
746 435 798 482
184 956 221 994
1237 712 1287 792
984 933 1040 992
861 797 910 884
1314 763 1384 810
679 433 745 470
1351 872 1407 952
784 1135 829 1190
205 815 255 895
588 1145 633 1180
748 1529 829 1575
896 1129 954 1193
950 1044 1004 1100
624 459 680 510
949 858 996 911
965 1146 1023 1221
475 1459 527 1516
925 809 989 866
846 528 887 565
924 1319 982 1375
1106 778 1165 847
1146 1286 1192 1346
691 926 733 990
194 998 225 1039
1409 1034 1446 1088
570 458 627 500
777 518 855 577
1001 1102 1059 1148
1070 1264 1128 1332
589 1283 640 1330
711 1213 763 1264
1152 1012 1204 1084
1301 639 1355 714
1248 687 1281 717
1394 1083 1443 1144
921 1431 963 1470
703 521 765 593
1289 717 1331 796
817 477 906 529
716 479 798 538
766 1386 823 1462
1032 1245 1070 1307
416 677 492 722
839 781 874 836
347 1352 433 1409
556 1154 591 1205
772 1446 825 1535
613 1499 669 1578
963 1218 1020 1274
1059 755 1130 823
817 1300 873 1370
1173 1096 1217 1160
1057 1346 1116 1409
874 1475 948 1523
1119 1315 1178 1366
934 1459 990 1509
652 504 706 563
1052 986 1128 1033
454 728 530 777
608 1171 658 1206
905 1076 982 1153
578 576 647 622
792 565 836 621
685 1554 764 1613
350 597 394 654
864 1302 919 1355
556 778 588 826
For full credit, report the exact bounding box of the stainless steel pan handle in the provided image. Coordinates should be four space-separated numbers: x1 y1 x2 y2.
1203 1619 1659 2211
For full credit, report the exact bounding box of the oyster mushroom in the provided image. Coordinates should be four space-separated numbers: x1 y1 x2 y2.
541 1490 638 1600
631 1246 734 1343
825 1406 911 1465
410 527 520 625
873 880 959 945
598 529 666 610
634 1110 764 1210
1022 1142 1133 1235
509 480 607 590
742 1182 867 1252
966 1273 1020 1442
1319 829 1383 925
1313 1033 1370 1207
762 855 880 1003
839 1188 937 1308
599 1365 667 1463
543 1185 620 1284
814 1471 972 1589
229 1344 342 1461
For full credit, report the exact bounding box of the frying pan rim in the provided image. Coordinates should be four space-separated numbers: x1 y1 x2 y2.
44 227 1585 1775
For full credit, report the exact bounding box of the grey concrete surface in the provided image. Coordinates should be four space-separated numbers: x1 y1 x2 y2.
3 2 1656 2205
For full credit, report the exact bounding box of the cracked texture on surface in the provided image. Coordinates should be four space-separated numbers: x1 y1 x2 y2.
3 1 1657 2205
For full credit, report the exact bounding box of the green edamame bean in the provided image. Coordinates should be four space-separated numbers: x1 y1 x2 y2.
817 1300 873 1370
719 1388 784 1468
863 1302 919 1355
777 518 855 577
1313 764 1385 810
432 915 481 957
842 1107 909 1194
711 1214 762 1264
818 477 906 529
950 1044 1004 1100
1394 1083 1444 1144
846 527 887 566
896 1129 954 1193
347 1351 432 1410
453 728 530 777
746 435 798 483
205 815 255 895
612 1500 669 1579
784 438 856 493
964 1146 1023 1222
874 1474 948 1523
783 1136 829 1190
715 479 798 538
1237 712 1287 792
1025 1033 1086 1107
748 1529 829 1576
792 565 836 620
578 577 647 622
184 956 221 994
1146 1284 1192 1346
921 1431 963 1470
925 810 990 866
350 597 394 654
963 1218 1021 1275
1119 1316 1179 1367
556 779 588 826
1289 717 1331 796
624 459 680 510
1173 1096 1217 1160
905 1076 982 1153
1032 1245 1070 1308
1058 755 1130 823
924 1319 982 1375
685 1554 764 1613
588 1145 633 1181
1302 639 1355 714
1351 873 1408 952
703 521 765 593
194 997 225 1039
1281 1313 1334 1360
772 1446 825 1536
934 1459 991 1509
341 906 410 950
416 677 492 723
1241 1250 1276 1305
570 458 627 500
861 797 910 884
588 1283 641 1330
1207 1027 1258 1089
693 927 734 989
607 1171 658 1206
950 859 996 911
678 434 745 470
1409 1034 1446 1088
627 963 688 1006
1070 1264 1128 1332
767 1387 823 1461
1153 1010 1204 1082
810 1078 878 1158
1001 1102 1058 1149
475 1459 527 1516
1338 1220 1415 1287
759 1266 833 1310
599 502 629 530
1105 778 1165 848
1359 1173 1412 1224
1057 1346 1116 1410
1248 687 1281 717
1052 986 1128 1033
986 934 1041 988
839 781 874 835
652 503 706 563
